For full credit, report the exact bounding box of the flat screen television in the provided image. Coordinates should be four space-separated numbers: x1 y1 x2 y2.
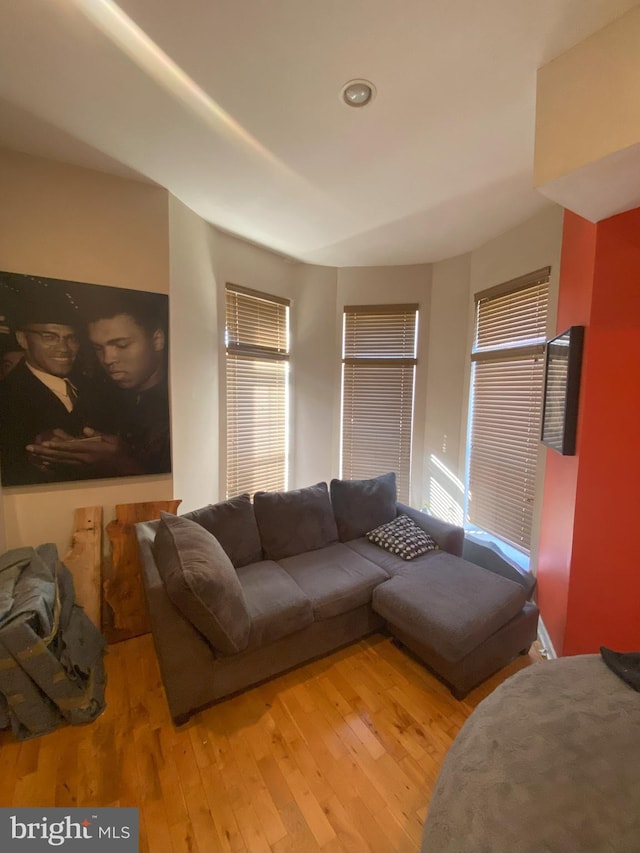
541 325 584 455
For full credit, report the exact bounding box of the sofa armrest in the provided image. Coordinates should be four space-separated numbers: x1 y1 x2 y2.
462 537 537 599
135 520 220 724
396 503 464 557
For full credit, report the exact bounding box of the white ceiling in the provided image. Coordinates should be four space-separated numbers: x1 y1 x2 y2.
0 0 636 267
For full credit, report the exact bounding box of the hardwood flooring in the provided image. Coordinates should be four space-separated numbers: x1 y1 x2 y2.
0 632 541 853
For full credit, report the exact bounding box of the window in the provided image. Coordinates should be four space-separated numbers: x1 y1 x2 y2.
225 284 289 496
341 304 418 503
467 267 550 554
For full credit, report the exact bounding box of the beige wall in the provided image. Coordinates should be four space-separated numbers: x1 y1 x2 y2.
336 264 432 506
0 151 339 553
469 206 563 319
203 229 338 493
0 147 565 566
291 263 339 487
421 253 470 522
535 5 640 185
0 149 172 555
168 195 220 512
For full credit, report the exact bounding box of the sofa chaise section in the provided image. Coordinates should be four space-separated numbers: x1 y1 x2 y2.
372 552 538 698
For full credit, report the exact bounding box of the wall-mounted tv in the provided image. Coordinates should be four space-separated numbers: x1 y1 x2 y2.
541 325 584 455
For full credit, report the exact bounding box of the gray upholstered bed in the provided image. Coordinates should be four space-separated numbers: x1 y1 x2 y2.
422 654 640 852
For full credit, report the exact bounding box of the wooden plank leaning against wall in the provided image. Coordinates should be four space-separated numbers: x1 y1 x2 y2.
64 501 180 641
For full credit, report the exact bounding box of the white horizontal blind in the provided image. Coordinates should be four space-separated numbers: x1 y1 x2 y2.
341 305 418 503
226 284 288 355
226 285 289 497
467 268 550 553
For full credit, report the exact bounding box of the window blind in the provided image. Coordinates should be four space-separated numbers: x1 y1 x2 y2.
341 304 418 503
467 268 550 553
226 285 289 497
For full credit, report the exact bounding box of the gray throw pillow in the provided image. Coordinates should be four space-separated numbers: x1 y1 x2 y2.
182 493 262 567
152 512 251 655
367 513 437 560
330 472 398 541
254 482 339 560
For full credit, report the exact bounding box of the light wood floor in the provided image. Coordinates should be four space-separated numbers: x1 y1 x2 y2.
0 632 541 853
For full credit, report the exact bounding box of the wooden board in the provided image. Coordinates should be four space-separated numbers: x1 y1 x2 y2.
103 500 181 644
63 506 102 629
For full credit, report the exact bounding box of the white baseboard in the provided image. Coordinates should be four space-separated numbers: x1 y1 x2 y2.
537 616 558 660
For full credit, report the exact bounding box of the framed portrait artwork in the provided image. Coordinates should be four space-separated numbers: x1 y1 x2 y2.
0 270 171 487
541 325 584 456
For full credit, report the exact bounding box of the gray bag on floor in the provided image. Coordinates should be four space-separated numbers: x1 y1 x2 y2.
0 544 106 740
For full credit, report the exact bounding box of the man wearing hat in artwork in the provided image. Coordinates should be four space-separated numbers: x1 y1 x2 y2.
20 288 171 479
0 289 97 486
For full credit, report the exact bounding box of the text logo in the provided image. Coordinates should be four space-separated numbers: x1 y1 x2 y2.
1 808 138 851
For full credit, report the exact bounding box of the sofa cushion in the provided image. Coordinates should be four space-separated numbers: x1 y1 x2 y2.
279 543 389 620
347 536 441 577
254 482 339 560
181 493 262 567
236 560 314 649
367 513 437 560
346 537 418 576
372 552 528 662
330 472 397 542
152 512 251 655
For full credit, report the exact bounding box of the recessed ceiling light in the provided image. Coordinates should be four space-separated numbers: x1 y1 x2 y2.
341 79 375 108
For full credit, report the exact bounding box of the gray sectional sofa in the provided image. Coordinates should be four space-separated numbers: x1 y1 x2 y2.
135 473 539 724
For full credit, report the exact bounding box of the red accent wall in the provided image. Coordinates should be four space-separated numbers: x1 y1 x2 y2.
536 211 596 656
537 207 640 655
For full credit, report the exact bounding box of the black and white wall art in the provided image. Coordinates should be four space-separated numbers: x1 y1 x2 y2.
0 270 171 487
